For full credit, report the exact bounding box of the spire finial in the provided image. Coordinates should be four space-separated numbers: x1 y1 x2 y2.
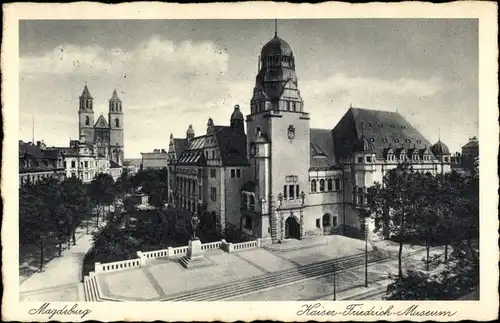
438 128 441 141
275 19 278 36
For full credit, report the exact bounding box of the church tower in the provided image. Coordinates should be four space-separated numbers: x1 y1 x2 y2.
246 20 310 240
78 84 95 144
108 89 124 165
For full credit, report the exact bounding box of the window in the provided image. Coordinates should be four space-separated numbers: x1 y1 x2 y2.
335 178 341 191
241 194 248 208
85 116 90 126
327 179 333 191
231 169 236 178
210 187 217 201
115 118 120 127
205 151 208 159
357 157 363 163
289 185 295 199
243 215 253 230
311 179 317 192
395 139 400 143
332 216 338 227
211 151 215 159
443 157 449 162
64 161 67 168
366 156 372 163
292 102 296 111
316 219 321 228
71 161 76 168
322 214 331 227
283 185 288 199
319 179 325 192
286 101 291 111
210 169 216 178
84 161 88 168
296 185 300 198
236 169 241 178
249 195 255 210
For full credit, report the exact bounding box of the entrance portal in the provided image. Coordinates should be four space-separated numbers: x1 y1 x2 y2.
285 217 300 239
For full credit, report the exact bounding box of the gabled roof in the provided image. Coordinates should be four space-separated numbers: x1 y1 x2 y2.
332 108 434 160
309 128 338 170
94 115 109 128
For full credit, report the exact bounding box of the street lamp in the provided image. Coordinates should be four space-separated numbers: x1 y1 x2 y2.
364 217 368 287
333 263 337 301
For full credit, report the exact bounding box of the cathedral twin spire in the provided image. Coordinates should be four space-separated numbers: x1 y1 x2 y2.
79 84 122 113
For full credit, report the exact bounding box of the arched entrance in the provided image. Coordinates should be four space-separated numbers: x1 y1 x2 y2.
285 217 300 239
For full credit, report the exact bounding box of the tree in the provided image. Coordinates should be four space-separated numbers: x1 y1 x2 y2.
19 178 60 270
60 177 90 247
363 162 422 278
88 173 116 226
92 222 138 262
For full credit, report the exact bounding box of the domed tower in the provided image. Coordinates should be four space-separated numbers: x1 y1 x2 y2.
108 89 124 165
78 84 94 144
250 23 303 114
207 117 214 134
431 139 451 173
230 104 245 133
245 20 310 240
186 124 195 142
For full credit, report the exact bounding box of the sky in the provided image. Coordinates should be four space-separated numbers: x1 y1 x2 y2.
19 19 478 158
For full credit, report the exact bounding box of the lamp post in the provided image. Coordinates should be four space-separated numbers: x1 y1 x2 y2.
333 264 337 301
364 218 368 287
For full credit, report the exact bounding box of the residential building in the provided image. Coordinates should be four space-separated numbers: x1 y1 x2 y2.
19 140 66 186
141 149 169 170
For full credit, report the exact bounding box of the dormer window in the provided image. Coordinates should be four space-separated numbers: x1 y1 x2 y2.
395 139 400 143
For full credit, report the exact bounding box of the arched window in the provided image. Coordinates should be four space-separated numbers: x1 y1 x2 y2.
310 179 317 192
85 116 90 126
335 178 341 191
115 118 120 128
319 179 325 192
286 101 291 111
327 179 333 191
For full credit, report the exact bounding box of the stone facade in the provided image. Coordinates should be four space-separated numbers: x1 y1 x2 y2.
78 85 125 166
168 30 452 243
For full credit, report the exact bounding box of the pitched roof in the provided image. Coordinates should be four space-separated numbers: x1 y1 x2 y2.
309 128 338 170
214 126 248 166
110 89 121 102
176 126 248 167
332 107 434 160
94 115 109 128
80 84 92 99
462 137 479 149
173 138 188 155
110 160 122 168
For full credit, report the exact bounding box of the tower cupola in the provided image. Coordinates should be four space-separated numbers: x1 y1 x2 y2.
186 124 195 141
109 89 122 113
79 83 93 111
230 105 245 134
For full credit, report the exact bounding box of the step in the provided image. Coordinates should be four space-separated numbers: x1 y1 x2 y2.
162 250 387 301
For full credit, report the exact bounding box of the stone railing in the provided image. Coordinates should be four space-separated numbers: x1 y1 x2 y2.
201 241 222 251
93 239 262 274
142 248 169 259
95 258 142 273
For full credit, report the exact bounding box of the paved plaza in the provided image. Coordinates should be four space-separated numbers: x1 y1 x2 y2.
19 233 437 302
89 235 377 301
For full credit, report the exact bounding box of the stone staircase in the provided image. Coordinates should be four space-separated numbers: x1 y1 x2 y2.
161 249 390 301
83 272 102 302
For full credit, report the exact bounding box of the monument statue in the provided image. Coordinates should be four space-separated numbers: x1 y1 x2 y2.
191 214 200 240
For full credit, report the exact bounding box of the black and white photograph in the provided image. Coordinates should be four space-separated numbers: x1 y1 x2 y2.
2 2 498 322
